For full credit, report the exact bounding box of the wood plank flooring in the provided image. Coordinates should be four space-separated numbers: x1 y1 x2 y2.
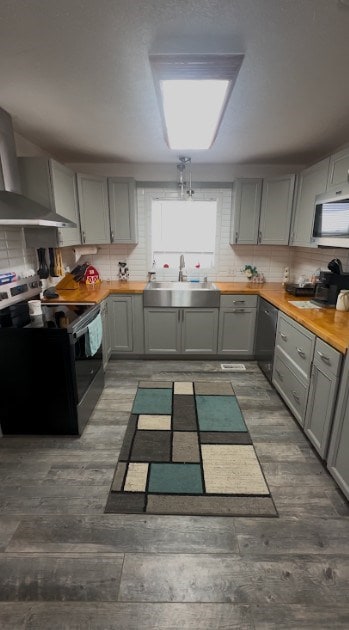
0 359 348 629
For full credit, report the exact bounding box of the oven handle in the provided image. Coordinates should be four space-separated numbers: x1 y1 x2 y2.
73 326 90 340
72 306 101 340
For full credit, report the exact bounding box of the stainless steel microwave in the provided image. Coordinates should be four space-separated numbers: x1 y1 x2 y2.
312 185 349 247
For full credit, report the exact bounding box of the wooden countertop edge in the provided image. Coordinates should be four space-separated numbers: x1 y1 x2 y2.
42 280 349 355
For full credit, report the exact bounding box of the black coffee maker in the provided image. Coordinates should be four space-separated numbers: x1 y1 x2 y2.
312 259 349 307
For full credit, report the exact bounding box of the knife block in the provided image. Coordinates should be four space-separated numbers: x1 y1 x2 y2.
55 273 80 290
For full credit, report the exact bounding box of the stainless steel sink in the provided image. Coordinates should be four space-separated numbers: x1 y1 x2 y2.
143 280 220 307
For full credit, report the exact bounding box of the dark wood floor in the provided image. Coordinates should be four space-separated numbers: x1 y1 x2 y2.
0 360 348 629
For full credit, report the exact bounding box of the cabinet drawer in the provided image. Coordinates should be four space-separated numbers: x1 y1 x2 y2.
273 350 308 425
220 294 257 308
276 313 315 380
313 338 342 377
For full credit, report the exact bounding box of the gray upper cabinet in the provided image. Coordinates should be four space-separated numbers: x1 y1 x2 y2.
18 157 81 247
77 173 110 244
230 178 262 244
230 175 295 245
326 147 349 191
290 157 329 247
259 175 295 245
108 178 138 243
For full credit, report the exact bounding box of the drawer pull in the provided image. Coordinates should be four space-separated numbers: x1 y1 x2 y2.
296 347 306 358
280 333 287 341
232 308 245 313
232 299 245 304
292 390 300 403
318 351 330 364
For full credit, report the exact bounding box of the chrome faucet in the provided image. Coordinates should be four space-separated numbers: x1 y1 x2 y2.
178 254 186 281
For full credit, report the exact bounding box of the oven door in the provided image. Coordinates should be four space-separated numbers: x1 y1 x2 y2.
70 305 103 403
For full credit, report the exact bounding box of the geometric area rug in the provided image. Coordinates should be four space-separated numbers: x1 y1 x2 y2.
104 381 278 517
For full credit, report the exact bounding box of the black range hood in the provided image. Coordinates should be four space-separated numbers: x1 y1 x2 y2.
0 107 76 228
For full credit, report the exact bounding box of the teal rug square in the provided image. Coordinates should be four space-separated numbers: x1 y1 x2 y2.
148 463 203 494
132 388 172 415
196 395 248 432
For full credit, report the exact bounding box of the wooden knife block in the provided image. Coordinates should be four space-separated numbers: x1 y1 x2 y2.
55 273 80 290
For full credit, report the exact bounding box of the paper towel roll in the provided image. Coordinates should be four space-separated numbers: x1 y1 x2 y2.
73 246 98 262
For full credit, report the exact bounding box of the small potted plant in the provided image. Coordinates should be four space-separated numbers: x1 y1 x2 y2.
241 264 258 280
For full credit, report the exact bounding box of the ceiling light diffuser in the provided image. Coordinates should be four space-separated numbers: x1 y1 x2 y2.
149 54 244 151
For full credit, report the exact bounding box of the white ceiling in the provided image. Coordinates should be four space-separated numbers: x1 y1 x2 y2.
1 0 349 166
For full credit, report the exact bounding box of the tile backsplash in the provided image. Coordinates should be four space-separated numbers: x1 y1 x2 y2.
1 184 349 283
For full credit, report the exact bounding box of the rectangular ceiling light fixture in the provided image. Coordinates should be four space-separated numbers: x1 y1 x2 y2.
149 54 244 150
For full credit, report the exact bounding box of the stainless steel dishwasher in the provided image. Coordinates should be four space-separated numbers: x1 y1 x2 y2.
255 297 279 383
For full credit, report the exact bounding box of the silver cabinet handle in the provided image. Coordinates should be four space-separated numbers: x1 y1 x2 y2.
178 310 180 323
264 309 271 315
280 333 287 341
335 189 343 195
110 231 114 243
275 368 283 380
292 390 300 402
232 299 245 304
296 347 306 358
258 230 262 243
317 351 330 364
82 231 86 244
235 231 239 243
232 308 245 313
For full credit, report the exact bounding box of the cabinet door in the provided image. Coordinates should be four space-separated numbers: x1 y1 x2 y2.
100 299 112 369
304 363 338 458
259 175 295 245
218 308 256 356
109 296 134 352
182 308 218 353
50 161 81 247
290 158 329 247
327 352 349 499
18 157 81 247
108 178 138 244
327 147 349 191
230 179 262 244
144 308 180 354
77 174 110 244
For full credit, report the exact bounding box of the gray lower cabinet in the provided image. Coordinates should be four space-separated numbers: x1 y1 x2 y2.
272 312 315 426
304 338 342 459
327 351 349 500
109 295 144 354
144 308 218 354
100 298 112 370
218 295 257 356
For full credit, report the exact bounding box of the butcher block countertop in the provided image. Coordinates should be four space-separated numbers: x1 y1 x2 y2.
216 282 349 354
42 279 349 354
